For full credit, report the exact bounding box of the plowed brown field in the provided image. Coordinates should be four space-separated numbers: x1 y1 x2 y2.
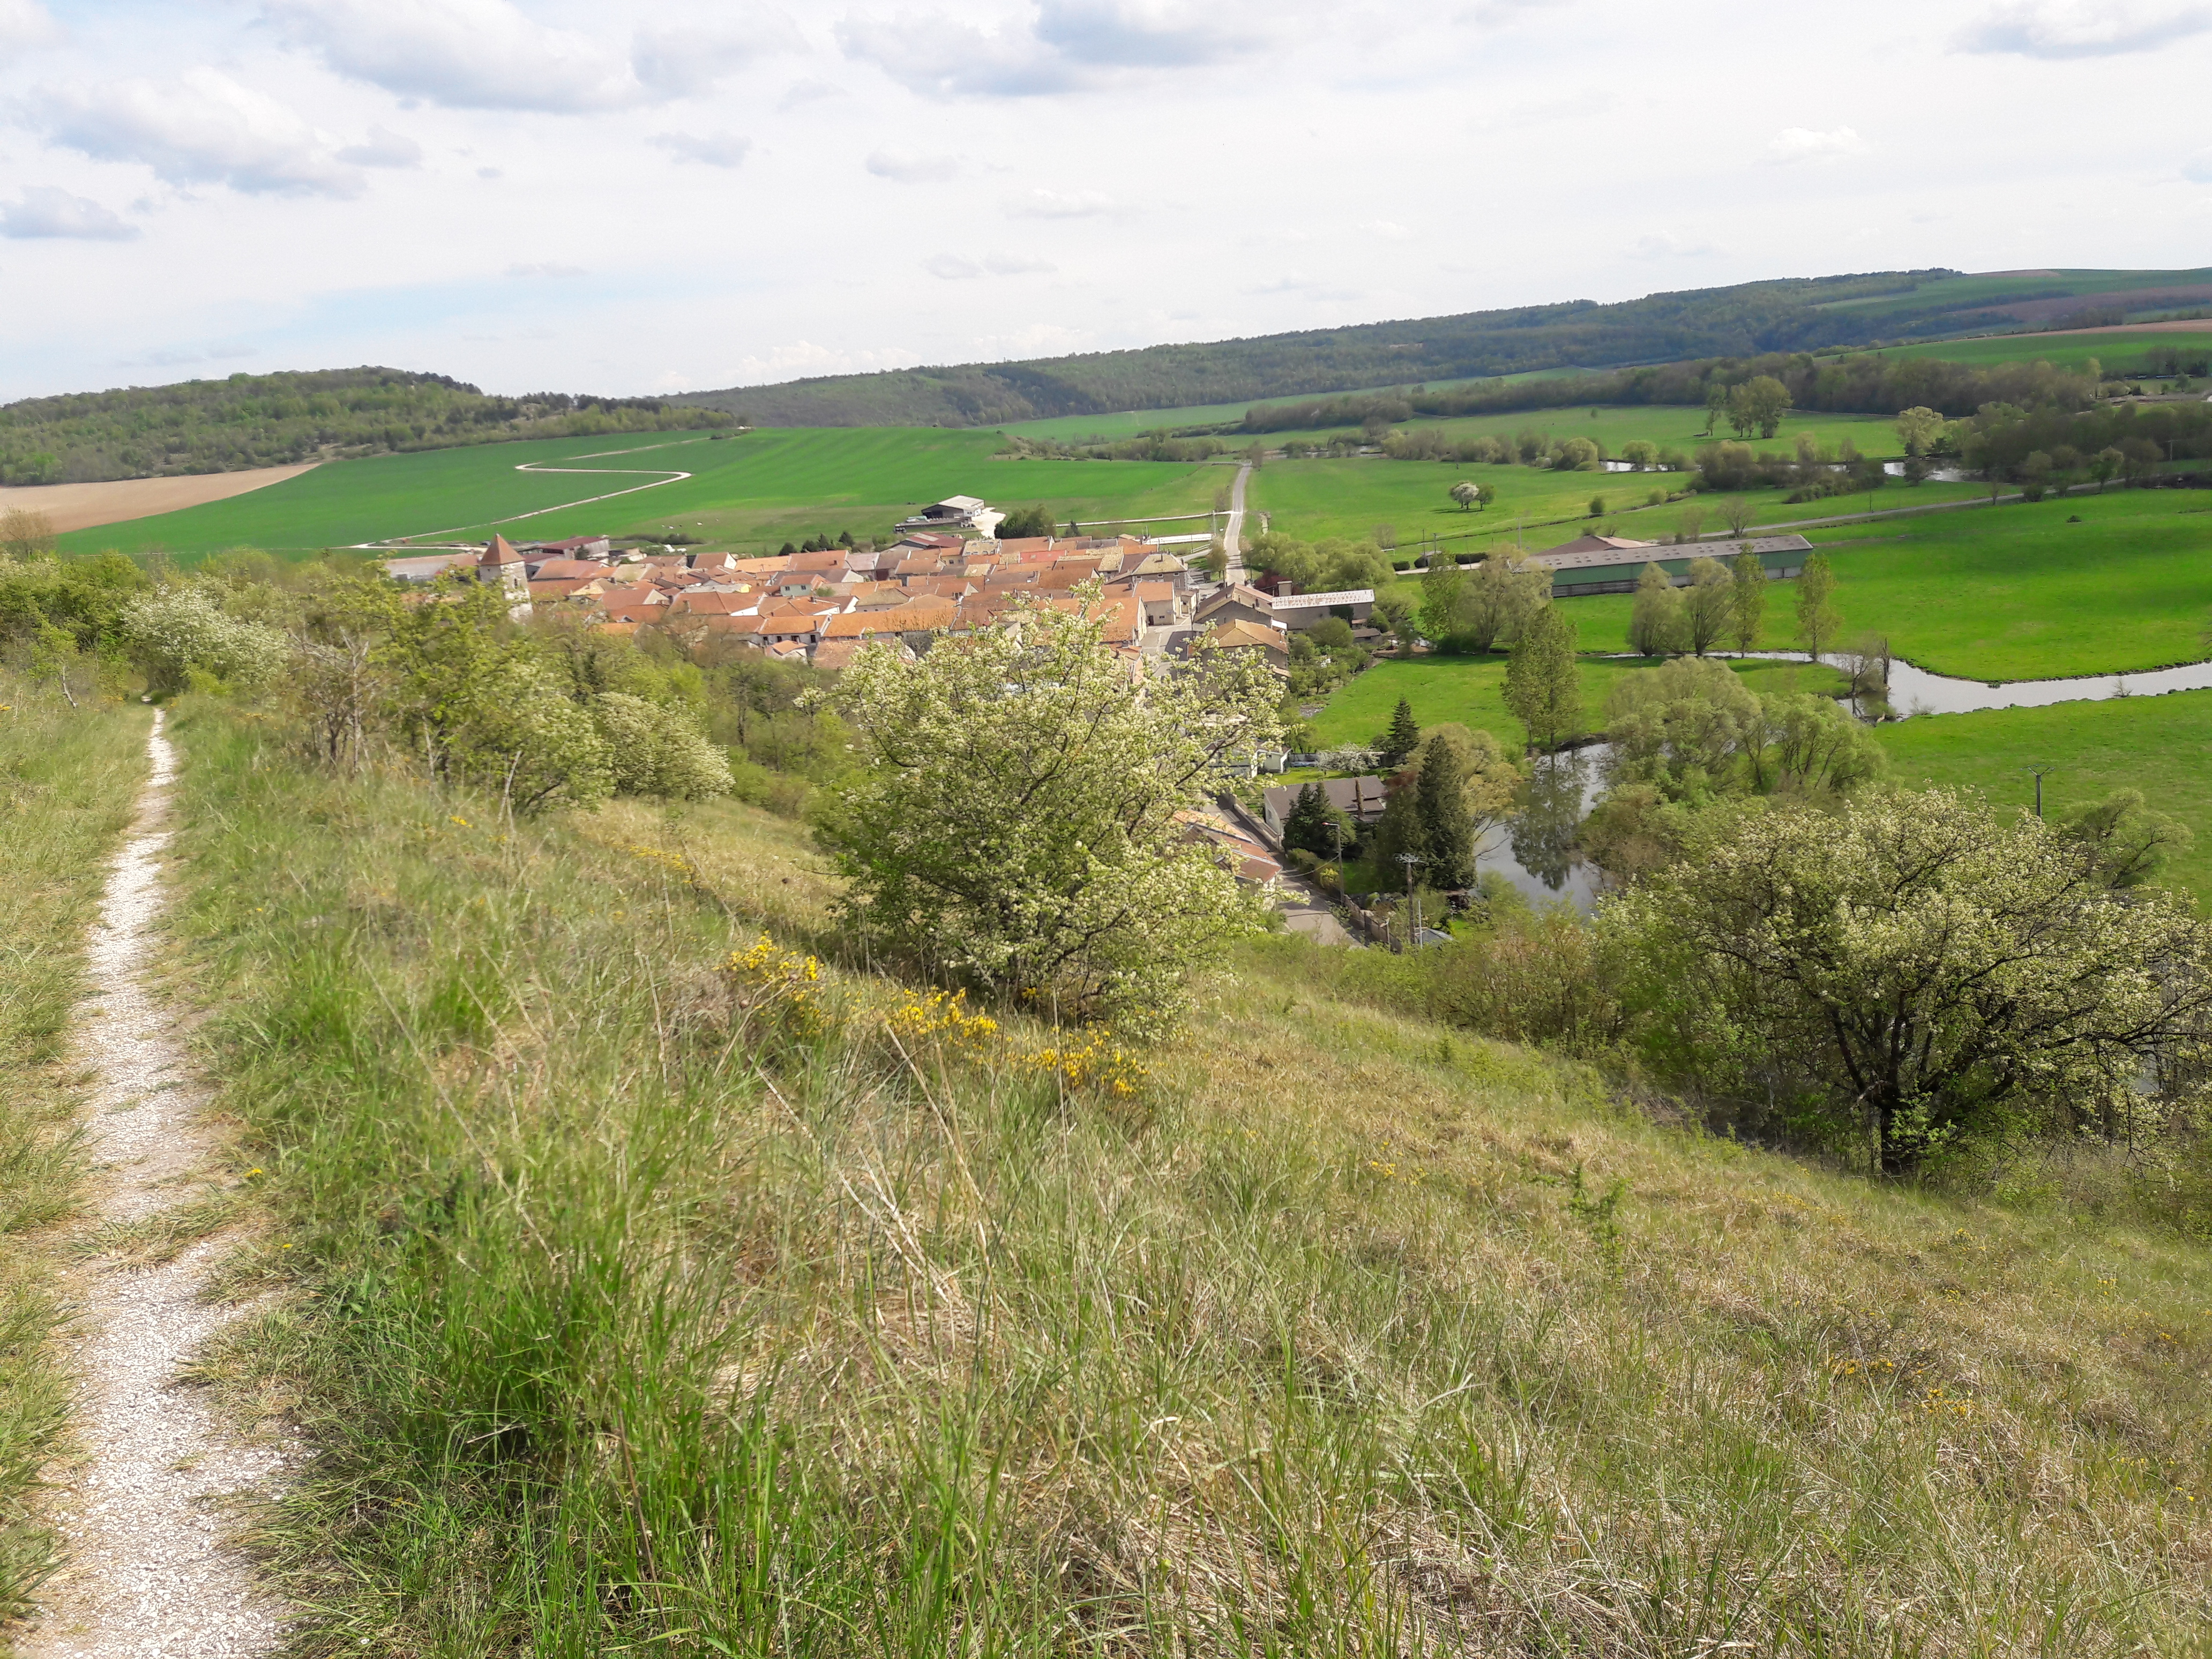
0 464 316 534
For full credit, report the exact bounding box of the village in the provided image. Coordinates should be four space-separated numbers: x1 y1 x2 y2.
377 497 1818 948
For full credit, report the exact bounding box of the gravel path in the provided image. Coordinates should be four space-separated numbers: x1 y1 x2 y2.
21 712 287 1658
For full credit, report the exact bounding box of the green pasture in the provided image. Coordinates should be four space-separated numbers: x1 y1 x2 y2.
55 430 713 557
1252 444 1983 555
999 373 1536 443
58 427 1226 559
1307 654 1845 752
1503 490 2212 678
1876 688 2212 902
1872 329 2212 375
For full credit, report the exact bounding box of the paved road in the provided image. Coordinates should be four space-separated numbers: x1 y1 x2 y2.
1222 462 1252 583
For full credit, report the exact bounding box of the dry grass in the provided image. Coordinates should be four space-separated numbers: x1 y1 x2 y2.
160 705 2212 1656
0 686 149 1626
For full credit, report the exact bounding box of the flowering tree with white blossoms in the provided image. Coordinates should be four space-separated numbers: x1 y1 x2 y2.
1602 788 2212 1174
820 591 1283 1036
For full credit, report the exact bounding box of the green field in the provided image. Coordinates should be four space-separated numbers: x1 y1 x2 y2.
1873 328 2212 374
1876 689 2212 900
1521 490 2212 678
998 372 1598 443
1247 409 1997 551
58 427 1229 558
1306 654 1846 751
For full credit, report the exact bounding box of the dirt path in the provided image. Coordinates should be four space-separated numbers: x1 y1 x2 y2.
22 712 286 1658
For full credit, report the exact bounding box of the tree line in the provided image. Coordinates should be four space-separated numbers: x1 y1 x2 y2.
0 367 735 485
1237 350 2102 434
667 268 2164 429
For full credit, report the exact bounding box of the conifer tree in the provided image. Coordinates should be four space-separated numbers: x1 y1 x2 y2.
1282 782 1334 857
1378 697 1422 770
1503 606 1581 751
1415 733 1476 887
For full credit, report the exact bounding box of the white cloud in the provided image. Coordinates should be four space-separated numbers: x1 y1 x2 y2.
0 0 61 51
867 147 961 182
728 339 924 382
1632 230 1716 258
1953 0 2212 55
265 0 639 110
1005 187 1116 218
39 70 365 197
778 78 847 109
632 14 808 95
0 186 139 241
1766 125 1869 163
839 0 1270 96
649 131 754 168
1358 219 1413 241
264 0 802 112
2186 147 2212 182
924 250 1056 279
334 124 422 168
1032 0 1258 66
508 263 584 278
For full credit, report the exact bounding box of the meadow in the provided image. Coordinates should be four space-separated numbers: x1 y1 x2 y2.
144 698 2212 1655
1305 654 1846 750
56 427 1229 560
1875 687 2212 900
1394 488 2212 679
1873 327 2212 374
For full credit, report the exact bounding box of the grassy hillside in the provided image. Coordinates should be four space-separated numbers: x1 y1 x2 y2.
151 700 2212 1653
56 427 1229 559
672 268 2211 429
0 689 148 1616
0 367 727 487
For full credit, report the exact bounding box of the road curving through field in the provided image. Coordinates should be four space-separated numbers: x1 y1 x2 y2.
354 436 706 547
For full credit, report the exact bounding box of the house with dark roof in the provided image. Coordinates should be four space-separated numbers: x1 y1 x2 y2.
1260 776 1389 840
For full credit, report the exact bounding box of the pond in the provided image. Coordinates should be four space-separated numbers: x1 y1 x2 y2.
1476 745 1610 913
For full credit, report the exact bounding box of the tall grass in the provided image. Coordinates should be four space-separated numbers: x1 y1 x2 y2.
167 701 2212 1656
0 686 147 1618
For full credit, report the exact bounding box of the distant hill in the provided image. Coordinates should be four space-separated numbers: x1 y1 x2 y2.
0 367 733 487
670 266 2212 428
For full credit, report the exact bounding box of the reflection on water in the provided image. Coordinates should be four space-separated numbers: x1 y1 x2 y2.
1479 746 1609 914
1720 651 2212 715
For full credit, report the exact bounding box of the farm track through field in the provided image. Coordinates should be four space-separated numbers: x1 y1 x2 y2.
23 712 287 1658
357 436 706 547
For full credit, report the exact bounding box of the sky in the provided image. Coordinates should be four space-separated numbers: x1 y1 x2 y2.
1 0 2208 405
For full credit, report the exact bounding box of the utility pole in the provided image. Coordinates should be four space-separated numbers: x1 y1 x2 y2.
2022 760 2057 819
1396 851 1423 952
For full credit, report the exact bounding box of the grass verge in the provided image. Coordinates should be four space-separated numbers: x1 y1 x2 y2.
0 689 148 1620
168 701 2212 1655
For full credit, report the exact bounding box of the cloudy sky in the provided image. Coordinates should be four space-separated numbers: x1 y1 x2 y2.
1 0 2207 403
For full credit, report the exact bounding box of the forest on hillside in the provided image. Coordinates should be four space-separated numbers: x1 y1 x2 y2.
668 267 2209 428
0 367 734 486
